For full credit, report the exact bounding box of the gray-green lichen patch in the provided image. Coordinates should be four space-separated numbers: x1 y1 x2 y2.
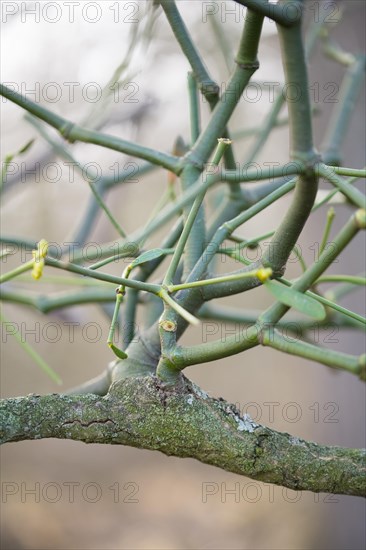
236 414 259 433
186 394 194 405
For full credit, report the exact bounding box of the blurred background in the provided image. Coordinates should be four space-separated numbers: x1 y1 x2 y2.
1 1 365 549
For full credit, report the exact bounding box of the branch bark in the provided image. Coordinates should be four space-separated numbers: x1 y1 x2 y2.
1 375 364 497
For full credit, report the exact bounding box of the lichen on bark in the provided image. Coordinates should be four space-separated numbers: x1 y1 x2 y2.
1 375 365 498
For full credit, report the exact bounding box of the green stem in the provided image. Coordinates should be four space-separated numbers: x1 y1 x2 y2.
319 207 335 256
172 324 259 368
71 162 153 249
318 164 366 209
160 0 219 103
186 9 264 167
159 290 199 326
122 218 183 349
180 164 207 278
330 166 366 178
321 55 366 165
160 0 237 178
0 260 33 284
261 3 319 274
0 309 62 384
188 72 201 144
313 175 359 211
320 274 366 285
168 268 265 293
199 303 362 331
0 288 117 313
0 84 179 173
163 139 231 286
262 329 362 376
107 292 124 346
44 257 160 294
233 0 301 26
260 209 365 325
220 162 302 183
89 182 127 238
89 249 140 271
322 37 356 67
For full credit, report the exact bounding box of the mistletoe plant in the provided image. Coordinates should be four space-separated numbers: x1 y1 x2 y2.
1 0 365 497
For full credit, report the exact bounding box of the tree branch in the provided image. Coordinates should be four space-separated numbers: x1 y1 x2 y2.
233 0 302 27
0 84 179 173
1 376 364 497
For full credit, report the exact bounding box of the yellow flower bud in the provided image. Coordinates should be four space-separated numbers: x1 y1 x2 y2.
256 267 273 282
31 239 48 280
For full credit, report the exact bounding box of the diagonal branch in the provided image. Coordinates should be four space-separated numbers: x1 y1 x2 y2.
0 375 364 497
233 0 302 27
0 84 179 173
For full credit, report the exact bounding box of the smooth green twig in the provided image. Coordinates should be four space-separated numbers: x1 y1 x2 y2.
169 267 272 293
107 290 127 360
186 9 264 167
261 329 362 376
319 207 336 257
0 138 35 196
188 72 201 144
0 84 179 173
0 260 34 284
44 257 160 294
160 0 237 176
220 162 303 183
260 4 319 273
233 0 301 27
159 289 199 326
0 308 62 384
0 288 118 313
163 139 232 286
321 55 366 165
318 164 366 208
318 275 366 286
330 166 366 178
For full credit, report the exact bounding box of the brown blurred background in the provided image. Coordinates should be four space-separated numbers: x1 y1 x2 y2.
1 2 365 549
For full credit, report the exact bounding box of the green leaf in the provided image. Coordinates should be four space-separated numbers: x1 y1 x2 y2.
1 139 36 193
129 248 170 269
18 138 35 155
264 280 327 320
108 343 128 360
